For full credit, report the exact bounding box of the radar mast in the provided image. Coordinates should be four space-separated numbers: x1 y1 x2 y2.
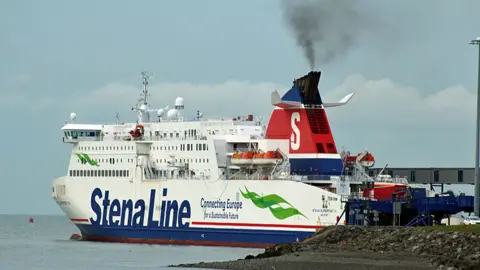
141 70 151 105
131 70 159 124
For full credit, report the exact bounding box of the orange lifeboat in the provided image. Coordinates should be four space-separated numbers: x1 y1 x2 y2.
253 150 283 165
344 152 375 168
231 151 254 165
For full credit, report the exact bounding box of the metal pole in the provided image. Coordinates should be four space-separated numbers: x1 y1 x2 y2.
472 38 480 217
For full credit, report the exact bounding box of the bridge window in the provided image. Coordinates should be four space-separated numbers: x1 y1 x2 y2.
458 170 463 183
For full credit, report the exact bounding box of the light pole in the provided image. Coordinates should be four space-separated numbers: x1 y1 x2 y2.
470 37 480 216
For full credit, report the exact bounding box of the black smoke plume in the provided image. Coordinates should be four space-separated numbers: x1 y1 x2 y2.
281 0 366 69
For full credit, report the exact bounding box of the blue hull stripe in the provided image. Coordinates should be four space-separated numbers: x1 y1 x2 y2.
75 224 316 248
290 158 343 176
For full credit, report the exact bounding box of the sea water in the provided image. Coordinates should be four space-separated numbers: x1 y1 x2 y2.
0 215 262 270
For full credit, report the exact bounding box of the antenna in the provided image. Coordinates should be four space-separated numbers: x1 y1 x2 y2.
141 70 151 105
116 113 120 124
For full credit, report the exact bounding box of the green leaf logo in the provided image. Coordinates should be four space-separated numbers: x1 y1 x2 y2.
74 153 100 167
239 186 307 220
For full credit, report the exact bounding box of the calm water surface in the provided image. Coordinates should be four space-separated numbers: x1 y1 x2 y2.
0 215 262 270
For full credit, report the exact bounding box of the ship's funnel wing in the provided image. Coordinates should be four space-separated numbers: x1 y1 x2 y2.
323 92 355 108
271 90 302 109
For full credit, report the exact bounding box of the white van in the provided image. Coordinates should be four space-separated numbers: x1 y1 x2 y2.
441 214 480 225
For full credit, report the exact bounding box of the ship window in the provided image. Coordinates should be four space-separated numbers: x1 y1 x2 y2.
127 170 129 177
83 170 86 177
69 170 72 177
108 170 112 177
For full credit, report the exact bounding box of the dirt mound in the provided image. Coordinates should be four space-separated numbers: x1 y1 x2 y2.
249 226 480 269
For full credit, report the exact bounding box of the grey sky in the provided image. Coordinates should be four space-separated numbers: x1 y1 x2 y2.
1 0 480 214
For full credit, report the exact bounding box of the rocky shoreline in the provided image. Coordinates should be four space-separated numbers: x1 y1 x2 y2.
169 226 480 270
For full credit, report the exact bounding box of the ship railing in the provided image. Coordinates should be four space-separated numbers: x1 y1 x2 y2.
142 174 213 181
375 175 409 185
62 136 101 143
62 135 213 142
347 192 375 201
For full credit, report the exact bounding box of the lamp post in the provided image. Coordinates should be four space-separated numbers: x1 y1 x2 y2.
470 37 480 216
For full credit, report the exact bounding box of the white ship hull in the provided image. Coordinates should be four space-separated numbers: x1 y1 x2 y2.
52 176 344 248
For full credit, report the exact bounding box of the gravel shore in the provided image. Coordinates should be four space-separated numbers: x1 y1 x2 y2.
169 226 480 270
172 250 434 270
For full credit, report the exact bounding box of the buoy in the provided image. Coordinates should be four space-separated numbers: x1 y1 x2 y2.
28 217 34 223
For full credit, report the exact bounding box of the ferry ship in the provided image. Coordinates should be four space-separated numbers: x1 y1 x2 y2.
52 70 411 248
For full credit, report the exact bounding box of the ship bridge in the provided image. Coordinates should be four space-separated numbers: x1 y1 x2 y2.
62 124 102 143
